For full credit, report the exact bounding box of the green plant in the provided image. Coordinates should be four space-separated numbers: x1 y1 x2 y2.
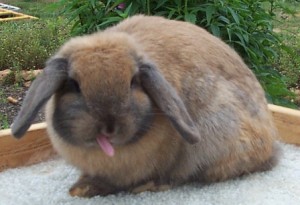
0 18 71 71
0 90 5 104
7 0 59 18
271 0 300 89
0 114 9 130
58 0 296 107
0 89 9 129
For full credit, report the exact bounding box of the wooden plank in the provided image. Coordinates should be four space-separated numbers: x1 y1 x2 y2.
0 123 56 172
268 104 300 146
0 16 33 22
0 8 37 22
0 104 299 172
0 11 13 16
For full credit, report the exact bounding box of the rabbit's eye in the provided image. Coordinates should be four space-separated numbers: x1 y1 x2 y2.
130 75 140 89
69 79 81 93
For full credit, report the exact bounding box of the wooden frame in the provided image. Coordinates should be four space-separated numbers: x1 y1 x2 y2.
0 104 299 172
268 104 300 146
0 123 55 171
0 8 38 22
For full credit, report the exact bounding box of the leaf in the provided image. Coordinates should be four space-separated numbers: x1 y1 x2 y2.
184 13 197 24
190 6 206 13
174 15 184 21
218 15 230 24
105 0 113 9
123 2 133 17
263 47 279 59
174 0 182 8
242 33 249 44
153 11 169 16
205 5 214 25
228 7 240 24
155 0 168 10
167 9 176 19
226 27 232 41
97 16 122 28
234 33 246 47
210 24 220 37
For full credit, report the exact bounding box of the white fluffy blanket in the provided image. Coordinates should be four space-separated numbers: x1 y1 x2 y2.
0 143 299 205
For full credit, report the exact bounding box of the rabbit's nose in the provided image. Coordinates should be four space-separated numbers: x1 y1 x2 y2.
101 115 118 136
104 123 115 135
101 125 119 139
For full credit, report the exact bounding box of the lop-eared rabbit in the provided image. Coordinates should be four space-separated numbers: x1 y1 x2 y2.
12 15 278 197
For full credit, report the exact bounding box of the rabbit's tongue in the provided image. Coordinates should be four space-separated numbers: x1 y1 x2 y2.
96 135 115 157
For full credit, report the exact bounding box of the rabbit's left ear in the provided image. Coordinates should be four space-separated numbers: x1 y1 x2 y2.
138 62 201 144
11 58 68 139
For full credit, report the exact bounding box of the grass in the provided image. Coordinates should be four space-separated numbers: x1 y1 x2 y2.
0 18 70 71
0 114 9 130
0 90 9 129
272 1 300 89
9 2 56 18
1 0 57 18
0 90 6 104
0 0 71 73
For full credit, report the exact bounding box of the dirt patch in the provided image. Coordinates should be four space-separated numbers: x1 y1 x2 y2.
0 85 45 130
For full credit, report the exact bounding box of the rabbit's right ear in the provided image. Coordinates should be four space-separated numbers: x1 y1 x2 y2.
11 58 68 139
138 62 201 144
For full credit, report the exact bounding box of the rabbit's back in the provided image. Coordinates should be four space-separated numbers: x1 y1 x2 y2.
111 15 265 109
110 15 278 182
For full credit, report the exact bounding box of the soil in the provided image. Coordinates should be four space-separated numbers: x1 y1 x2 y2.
0 85 45 130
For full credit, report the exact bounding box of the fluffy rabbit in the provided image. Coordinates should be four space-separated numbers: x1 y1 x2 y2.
12 15 278 197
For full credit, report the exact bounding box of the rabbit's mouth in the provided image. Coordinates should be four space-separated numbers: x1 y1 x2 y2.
96 135 115 157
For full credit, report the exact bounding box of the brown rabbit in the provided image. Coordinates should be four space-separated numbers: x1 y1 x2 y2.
11 15 278 198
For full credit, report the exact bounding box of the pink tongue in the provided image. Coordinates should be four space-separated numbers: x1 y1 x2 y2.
96 135 115 157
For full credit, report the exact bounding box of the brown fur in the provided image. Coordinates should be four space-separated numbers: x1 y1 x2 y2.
14 15 279 197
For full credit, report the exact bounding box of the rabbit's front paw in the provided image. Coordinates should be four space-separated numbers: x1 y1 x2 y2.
69 174 116 197
131 181 171 194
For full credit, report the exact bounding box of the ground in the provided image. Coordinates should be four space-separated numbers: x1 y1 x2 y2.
0 85 45 129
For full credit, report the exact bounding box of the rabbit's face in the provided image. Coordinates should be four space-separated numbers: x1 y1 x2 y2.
11 32 200 156
52 45 154 149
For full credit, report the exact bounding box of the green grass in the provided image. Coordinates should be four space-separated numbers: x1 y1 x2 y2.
0 18 71 71
0 90 6 104
0 115 9 130
1 0 57 18
0 90 9 130
272 1 300 90
0 0 71 72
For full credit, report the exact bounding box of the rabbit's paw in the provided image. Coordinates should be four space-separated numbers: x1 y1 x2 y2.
131 181 171 194
69 174 116 198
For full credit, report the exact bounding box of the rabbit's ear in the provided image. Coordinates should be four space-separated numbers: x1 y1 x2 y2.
11 58 68 139
139 62 201 144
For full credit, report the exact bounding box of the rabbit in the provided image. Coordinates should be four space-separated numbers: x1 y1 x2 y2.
11 15 279 198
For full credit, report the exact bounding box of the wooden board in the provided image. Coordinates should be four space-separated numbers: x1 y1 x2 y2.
268 104 300 146
0 8 37 22
0 104 299 172
0 123 56 171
